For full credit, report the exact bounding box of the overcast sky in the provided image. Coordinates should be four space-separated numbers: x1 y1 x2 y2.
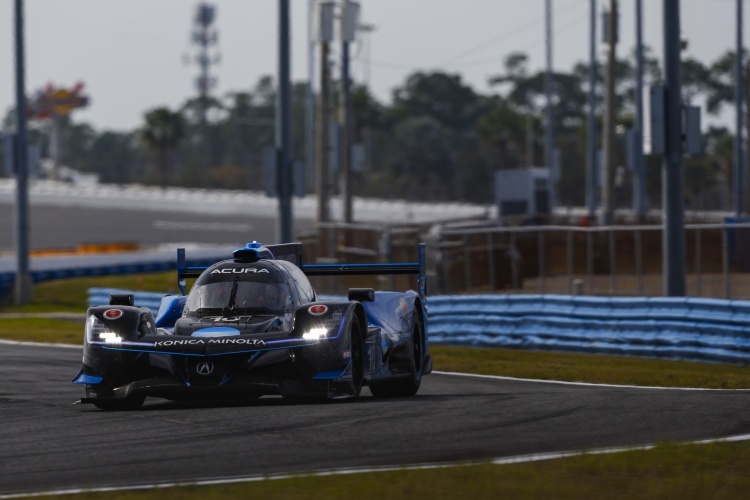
0 0 743 132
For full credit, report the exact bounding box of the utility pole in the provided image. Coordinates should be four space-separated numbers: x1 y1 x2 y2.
314 2 334 224
276 0 293 243
736 0 745 217
601 0 618 226
340 1 359 223
544 0 556 212
14 0 31 304
586 0 597 221
306 0 316 200
663 0 686 296
634 0 647 220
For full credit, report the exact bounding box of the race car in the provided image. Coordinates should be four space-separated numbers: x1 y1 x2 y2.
73 241 432 410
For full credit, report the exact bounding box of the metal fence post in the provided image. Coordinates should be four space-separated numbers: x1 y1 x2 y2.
464 234 472 293
635 229 644 295
487 231 495 291
722 226 729 299
538 230 546 294
567 229 574 294
695 227 702 296
609 229 617 294
511 231 519 290
587 229 594 294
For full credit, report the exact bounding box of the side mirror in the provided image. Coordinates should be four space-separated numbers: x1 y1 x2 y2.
110 293 134 306
348 288 375 302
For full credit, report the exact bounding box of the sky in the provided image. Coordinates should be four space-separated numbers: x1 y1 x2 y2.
0 0 745 132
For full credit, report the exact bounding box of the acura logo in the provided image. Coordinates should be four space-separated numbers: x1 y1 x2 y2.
196 362 214 375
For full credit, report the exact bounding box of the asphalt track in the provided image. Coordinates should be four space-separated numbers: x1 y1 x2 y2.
0 203 312 253
2 343 750 496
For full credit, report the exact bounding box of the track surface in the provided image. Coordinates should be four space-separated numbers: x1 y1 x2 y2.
0 203 311 253
2 343 750 496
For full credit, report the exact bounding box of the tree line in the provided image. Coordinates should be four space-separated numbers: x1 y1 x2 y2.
1 48 745 211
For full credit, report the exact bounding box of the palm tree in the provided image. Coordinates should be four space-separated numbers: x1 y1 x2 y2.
140 107 184 189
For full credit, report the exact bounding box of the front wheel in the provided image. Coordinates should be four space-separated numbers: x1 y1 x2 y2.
369 315 424 398
333 318 364 398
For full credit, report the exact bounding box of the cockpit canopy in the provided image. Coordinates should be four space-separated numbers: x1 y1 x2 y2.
184 261 292 317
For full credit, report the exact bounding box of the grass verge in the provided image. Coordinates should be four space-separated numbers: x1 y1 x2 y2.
1 271 178 314
41 440 750 499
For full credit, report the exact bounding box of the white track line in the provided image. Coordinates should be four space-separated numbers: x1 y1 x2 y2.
432 370 750 391
3 433 750 499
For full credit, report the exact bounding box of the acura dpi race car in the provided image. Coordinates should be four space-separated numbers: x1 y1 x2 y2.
73 242 432 410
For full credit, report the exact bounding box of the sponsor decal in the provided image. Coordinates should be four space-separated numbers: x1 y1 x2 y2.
103 309 123 320
196 362 214 375
325 319 340 329
153 338 266 347
332 312 342 321
308 305 328 316
210 268 269 274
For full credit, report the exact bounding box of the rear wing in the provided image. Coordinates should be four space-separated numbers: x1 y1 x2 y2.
177 242 427 300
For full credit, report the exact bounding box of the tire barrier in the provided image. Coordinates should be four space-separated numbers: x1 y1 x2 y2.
84 291 750 365
428 295 750 364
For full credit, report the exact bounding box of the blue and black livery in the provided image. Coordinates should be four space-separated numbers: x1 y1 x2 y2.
73 241 432 410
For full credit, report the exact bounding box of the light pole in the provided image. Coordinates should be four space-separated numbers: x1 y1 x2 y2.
634 0 647 220
662 0 686 296
276 0 293 243
601 0 618 226
14 0 31 305
735 0 745 217
586 0 597 221
314 1 335 224
340 1 360 223
544 0 556 212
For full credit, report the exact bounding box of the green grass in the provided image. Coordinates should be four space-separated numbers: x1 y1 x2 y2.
429 345 750 389
1 271 179 313
37 440 750 499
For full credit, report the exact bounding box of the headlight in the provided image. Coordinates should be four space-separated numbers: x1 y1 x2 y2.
86 315 123 344
302 327 328 341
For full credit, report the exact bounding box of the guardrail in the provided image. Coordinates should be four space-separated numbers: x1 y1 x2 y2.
433 221 750 298
87 289 750 365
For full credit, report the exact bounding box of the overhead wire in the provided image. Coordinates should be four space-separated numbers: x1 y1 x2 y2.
362 0 587 72
437 0 584 66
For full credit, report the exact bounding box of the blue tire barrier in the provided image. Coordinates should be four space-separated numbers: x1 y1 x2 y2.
428 294 750 365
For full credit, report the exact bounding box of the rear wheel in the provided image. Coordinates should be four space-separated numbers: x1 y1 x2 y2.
93 395 145 411
369 315 423 398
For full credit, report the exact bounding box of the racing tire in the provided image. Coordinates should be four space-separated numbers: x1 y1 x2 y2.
93 395 146 411
369 314 424 398
349 319 364 398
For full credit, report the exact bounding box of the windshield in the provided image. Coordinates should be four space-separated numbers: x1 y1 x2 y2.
184 264 291 317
